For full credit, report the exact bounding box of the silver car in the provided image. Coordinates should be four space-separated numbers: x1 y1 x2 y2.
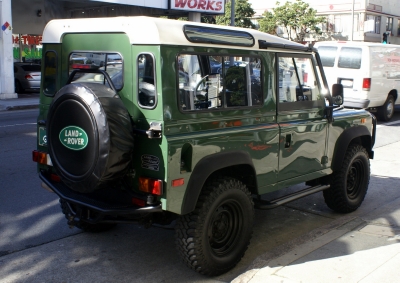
14 62 41 93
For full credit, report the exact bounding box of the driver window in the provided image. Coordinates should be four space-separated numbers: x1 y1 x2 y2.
278 55 323 107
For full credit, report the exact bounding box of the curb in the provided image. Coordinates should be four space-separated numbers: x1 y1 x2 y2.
233 214 360 282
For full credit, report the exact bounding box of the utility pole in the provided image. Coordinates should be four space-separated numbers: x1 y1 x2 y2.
350 0 355 41
230 0 235 26
230 0 235 66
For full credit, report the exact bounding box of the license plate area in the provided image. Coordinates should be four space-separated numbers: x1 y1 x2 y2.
38 127 47 146
338 78 353 88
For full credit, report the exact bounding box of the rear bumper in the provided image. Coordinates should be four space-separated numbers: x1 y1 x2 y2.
39 172 163 220
343 98 370 109
22 81 41 90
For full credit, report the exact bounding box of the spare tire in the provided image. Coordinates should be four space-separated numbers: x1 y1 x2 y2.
47 83 134 193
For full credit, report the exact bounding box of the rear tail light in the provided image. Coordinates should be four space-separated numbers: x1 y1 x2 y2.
362 78 371 91
32 150 52 166
139 177 163 195
25 75 34 80
303 72 308 83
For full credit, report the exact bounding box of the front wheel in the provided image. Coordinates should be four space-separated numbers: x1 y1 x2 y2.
175 176 254 276
378 95 395 122
323 144 370 213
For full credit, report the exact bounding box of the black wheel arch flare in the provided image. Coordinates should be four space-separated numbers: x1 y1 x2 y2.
331 124 374 172
180 150 257 215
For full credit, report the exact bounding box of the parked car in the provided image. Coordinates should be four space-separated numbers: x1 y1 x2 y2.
14 62 41 93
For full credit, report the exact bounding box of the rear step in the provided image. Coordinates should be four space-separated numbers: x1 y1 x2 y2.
254 184 330 210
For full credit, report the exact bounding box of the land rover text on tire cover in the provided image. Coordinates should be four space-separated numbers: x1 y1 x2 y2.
33 17 376 276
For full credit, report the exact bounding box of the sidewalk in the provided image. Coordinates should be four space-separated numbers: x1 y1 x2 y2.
233 139 400 283
0 92 39 111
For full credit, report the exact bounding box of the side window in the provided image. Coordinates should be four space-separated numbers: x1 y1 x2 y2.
278 55 324 108
317 46 337 67
338 47 362 69
178 54 262 111
43 51 57 96
138 54 156 108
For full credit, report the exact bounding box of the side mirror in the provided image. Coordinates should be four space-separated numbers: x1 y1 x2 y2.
331 83 344 105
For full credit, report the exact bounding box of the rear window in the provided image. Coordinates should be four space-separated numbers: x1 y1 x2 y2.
338 47 362 69
68 52 123 90
20 65 41 72
317 46 337 67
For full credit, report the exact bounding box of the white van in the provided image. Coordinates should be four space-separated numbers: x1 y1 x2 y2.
314 41 400 121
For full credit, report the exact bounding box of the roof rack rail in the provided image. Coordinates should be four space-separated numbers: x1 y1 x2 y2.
258 40 315 52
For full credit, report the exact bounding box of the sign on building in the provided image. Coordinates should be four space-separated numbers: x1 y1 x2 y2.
170 0 225 14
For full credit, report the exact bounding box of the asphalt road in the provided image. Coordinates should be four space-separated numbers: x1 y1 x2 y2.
0 109 79 256
0 107 400 282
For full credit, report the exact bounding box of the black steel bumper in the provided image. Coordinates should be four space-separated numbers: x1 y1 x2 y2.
39 172 163 217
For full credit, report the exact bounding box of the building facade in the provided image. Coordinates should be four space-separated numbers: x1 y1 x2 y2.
1 0 225 98
249 0 400 44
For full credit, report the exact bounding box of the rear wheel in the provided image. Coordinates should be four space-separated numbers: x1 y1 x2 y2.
378 95 395 121
323 144 370 213
175 176 254 276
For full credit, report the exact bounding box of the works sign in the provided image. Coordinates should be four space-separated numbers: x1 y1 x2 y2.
171 0 225 14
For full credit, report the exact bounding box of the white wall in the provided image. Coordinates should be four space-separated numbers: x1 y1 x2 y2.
0 0 17 98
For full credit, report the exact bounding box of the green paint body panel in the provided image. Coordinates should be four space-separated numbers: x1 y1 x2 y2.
36 31 375 216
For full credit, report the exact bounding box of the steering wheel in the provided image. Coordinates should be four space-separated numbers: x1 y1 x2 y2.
194 74 209 100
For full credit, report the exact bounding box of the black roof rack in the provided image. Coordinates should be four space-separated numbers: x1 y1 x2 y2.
258 40 316 52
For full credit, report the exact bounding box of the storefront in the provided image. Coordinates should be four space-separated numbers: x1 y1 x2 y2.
13 34 42 63
0 0 225 99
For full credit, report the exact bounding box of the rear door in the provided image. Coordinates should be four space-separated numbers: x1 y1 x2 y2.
276 53 328 183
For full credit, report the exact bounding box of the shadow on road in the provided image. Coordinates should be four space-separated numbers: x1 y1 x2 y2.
1 173 400 283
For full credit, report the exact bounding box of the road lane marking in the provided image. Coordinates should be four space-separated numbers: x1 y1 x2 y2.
0 123 36 128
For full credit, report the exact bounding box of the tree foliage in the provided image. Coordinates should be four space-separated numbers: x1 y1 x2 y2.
258 0 326 42
216 0 256 29
258 11 277 35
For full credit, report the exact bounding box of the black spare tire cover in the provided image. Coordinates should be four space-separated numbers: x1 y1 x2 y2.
47 83 134 193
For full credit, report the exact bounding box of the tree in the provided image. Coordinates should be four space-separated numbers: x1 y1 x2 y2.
258 0 326 42
216 0 256 29
258 11 277 35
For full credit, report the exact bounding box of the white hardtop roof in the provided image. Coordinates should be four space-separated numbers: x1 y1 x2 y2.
314 41 400 48
42 16 303 50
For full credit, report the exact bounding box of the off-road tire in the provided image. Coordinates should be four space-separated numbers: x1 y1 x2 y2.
323 144 370 213
60 199 116 233
47 83 134 193
175 176 254 276
378 95 395 122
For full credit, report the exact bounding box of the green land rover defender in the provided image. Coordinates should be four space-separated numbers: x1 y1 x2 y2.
33 16 376 275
